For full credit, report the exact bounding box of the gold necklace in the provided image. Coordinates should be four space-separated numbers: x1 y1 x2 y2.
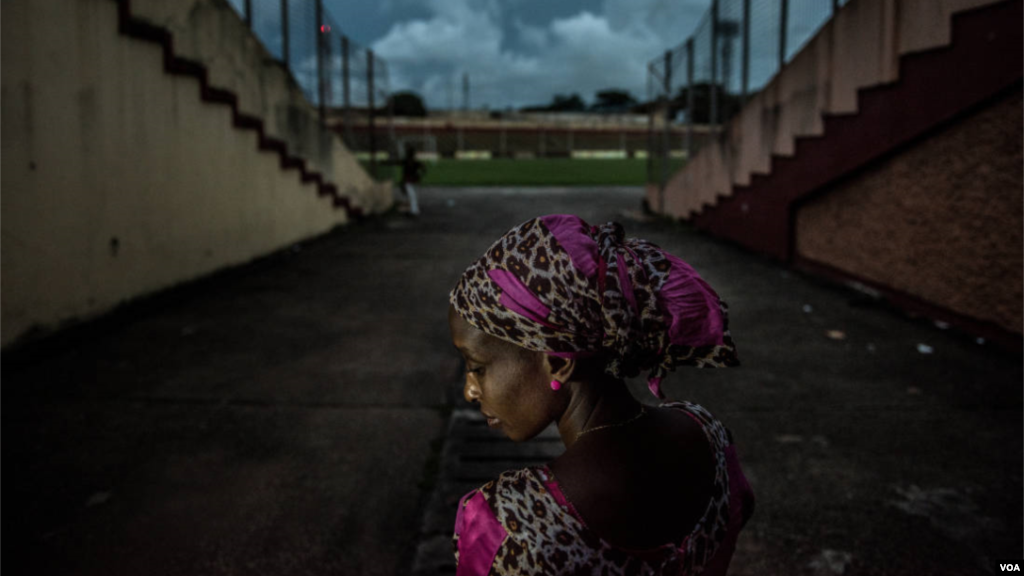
575 404 647 440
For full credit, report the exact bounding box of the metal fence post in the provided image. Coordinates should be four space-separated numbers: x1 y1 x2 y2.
661 49 672 208
281 0 289 68
710 0 719 127
368 50 376 177
324 32 333 111
646 67 654 183
342 36 352 148
779 0 789 68
388 92 396 160
833 0 840 15
741 0 750 106
500 120 507 158
686 38 694 161
315 0 325 122
244 0 252 27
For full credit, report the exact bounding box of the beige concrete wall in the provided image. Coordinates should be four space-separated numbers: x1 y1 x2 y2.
656 0 999 218
127 0 390 214
794 88 1023 334
0 0 386 347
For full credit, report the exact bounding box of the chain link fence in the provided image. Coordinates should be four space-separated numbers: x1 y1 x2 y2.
225 0 393 176
647 0 850 198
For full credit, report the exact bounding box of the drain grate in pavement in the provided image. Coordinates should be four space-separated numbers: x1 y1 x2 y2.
411 408 564 575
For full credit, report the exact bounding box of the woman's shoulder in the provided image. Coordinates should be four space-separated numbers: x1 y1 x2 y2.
453 469 542 573
536 400 730 551
454 466 591 554
461 467 544 504
458 466 570 530
457 465 685 574
659 399 735 448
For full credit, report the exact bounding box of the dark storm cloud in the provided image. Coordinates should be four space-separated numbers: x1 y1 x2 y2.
320 0 831 111
363 0 712 110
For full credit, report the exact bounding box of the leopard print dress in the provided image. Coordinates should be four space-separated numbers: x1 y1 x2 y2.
452 401 755 576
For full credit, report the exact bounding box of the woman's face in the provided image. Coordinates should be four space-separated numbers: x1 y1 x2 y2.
448 305 561 442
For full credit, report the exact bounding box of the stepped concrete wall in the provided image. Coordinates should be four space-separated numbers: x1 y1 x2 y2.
129 0 388 207
651 0 998 218
0 0 389 347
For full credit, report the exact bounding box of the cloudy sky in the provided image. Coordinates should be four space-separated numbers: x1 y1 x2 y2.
324 0 712 110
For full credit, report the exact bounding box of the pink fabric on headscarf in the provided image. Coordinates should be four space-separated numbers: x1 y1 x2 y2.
449 214 738 398
486 269 559 330
540 214 600 277
659 253 725 348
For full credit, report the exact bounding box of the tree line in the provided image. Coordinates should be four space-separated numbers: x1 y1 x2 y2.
385 84 744 123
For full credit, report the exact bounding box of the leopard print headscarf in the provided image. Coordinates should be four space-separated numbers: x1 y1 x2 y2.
449 214 738 398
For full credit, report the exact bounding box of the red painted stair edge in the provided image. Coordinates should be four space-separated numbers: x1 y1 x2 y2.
690 0 1021 261
113 0 366 219
684 0 1023 350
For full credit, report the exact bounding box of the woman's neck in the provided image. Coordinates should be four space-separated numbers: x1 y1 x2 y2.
556 374 641 448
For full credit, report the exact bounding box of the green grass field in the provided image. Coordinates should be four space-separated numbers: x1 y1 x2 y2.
362 158 686 187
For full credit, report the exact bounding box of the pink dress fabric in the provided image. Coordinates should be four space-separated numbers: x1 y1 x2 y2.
454 491 507 576
452 402 755 575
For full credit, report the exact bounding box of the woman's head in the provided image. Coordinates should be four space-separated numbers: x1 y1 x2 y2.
448 302 619 441
450 215 736 376
448 214 737 435
448 304 573 441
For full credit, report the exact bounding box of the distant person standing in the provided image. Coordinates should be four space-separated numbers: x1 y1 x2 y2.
399 143 425 217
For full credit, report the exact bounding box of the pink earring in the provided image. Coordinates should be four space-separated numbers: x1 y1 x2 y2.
550 379 561 391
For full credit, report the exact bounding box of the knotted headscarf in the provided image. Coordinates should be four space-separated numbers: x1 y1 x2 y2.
449 214 738 398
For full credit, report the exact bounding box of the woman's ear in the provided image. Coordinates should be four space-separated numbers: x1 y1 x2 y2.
544 355 576 384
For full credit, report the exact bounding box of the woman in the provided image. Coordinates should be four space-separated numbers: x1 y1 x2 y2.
447 214 755 575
